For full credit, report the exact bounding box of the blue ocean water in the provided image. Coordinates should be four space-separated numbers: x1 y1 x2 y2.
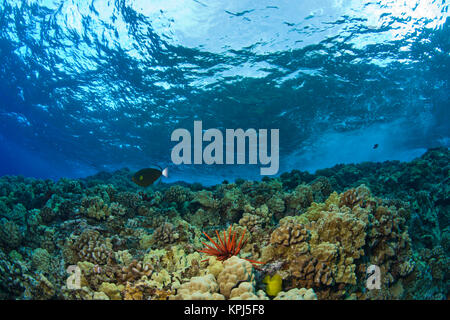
0 0 448 184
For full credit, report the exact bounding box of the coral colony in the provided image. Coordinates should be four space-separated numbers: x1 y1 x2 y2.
0 148 448 300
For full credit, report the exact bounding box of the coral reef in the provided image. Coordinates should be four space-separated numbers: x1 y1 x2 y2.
0 147 448 300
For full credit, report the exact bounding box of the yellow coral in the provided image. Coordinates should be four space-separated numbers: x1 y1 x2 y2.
206 256 224 278
123 282 144 300
99 282 123 300
115 250 133 265
150 269 172 289
93 292 110 300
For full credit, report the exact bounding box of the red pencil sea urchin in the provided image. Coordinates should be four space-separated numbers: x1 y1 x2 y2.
198 226 264 266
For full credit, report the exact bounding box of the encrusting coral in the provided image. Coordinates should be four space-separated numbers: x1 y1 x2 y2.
0 148 447 300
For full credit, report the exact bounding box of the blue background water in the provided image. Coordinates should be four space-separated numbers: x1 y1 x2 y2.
0 0 448 184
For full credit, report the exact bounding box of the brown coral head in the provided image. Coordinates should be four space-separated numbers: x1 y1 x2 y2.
198 226 264 267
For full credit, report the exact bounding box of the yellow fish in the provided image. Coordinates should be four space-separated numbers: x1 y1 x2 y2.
263 274 282 297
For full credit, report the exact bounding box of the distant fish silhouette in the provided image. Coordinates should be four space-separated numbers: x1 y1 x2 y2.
131 165 168 187
373 144 379 149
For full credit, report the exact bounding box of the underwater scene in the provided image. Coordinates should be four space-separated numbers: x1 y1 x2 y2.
0 0 449 301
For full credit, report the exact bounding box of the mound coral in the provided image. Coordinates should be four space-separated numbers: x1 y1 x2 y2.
216 256 255 298
171 274 224 300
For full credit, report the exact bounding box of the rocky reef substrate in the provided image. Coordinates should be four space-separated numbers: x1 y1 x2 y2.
0 148 448 300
